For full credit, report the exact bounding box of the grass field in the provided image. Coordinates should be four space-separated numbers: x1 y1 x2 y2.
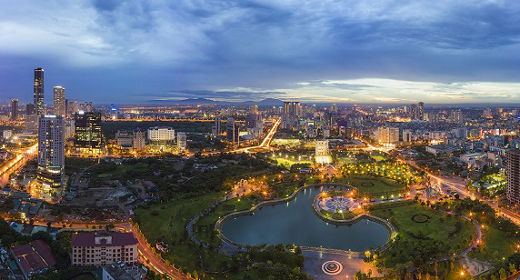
135 193 229 274
194 198 255 247
275 158 312 167
344 175 406 196
470 225 520 263
372 203 476 256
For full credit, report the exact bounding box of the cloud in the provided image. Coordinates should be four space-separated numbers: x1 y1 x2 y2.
1 0 520 103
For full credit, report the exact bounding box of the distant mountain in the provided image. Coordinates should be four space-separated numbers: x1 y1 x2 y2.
165 97 284 106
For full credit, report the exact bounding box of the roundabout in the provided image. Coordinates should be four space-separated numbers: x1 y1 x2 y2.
321 260 343 276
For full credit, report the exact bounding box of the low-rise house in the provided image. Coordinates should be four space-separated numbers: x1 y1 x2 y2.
11 240 56 279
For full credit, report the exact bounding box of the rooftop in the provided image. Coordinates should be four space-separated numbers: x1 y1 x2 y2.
11 240 56 274
72 231 138 247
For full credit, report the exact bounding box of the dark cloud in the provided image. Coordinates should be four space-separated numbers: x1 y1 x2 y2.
1 0 520 103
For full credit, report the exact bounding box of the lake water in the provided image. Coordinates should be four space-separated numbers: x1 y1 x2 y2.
221 186 390 251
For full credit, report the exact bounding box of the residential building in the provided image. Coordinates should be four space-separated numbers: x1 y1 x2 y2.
36 115 65 199
376 127 399 145
71 231 138 267
116 130 134 148
11 240 56 280
507 149 520 205
133 129 146 151
53 86 66 116
226 117 240 145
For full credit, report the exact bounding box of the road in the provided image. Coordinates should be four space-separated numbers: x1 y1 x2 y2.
358 138 520 226
0 143 37 186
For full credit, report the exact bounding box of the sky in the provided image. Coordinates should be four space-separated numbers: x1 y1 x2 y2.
1 0 520 104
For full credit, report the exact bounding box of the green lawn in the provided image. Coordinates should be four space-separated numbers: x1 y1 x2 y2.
470 225 520 263
343 175 406 196
275 158 312 167
135 193 229 275
194 198 255 247
372 203 476 262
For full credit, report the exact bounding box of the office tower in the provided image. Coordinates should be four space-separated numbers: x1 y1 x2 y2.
246 113 261 129
53 86 66 116
36 115 65 199
226 117 240 145
133 129 146 151
26 104 36 115
177 132 187 151
283 101 301 117
507 149 520 205
10 99 18 121
418 102 424 120
116 130 134 148
34 67 45 115
74 111 102 155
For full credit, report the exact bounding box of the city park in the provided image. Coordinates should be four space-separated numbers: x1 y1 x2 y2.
134 146 520 280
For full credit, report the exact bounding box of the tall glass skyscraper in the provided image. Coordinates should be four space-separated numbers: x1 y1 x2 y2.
34 67 45 115
53 86 66 116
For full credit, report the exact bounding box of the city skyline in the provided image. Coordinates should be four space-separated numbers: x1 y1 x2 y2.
1 1 520 104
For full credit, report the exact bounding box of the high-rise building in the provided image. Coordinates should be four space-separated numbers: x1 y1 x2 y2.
376 127 399 145
177 132 187 151
26 104 36 115
315 140 331 164
418 102 424 121
36 115 65 200
74 111 102 155
10 99 18 121
283 101 301 117
226 117 240 145
68 100 79 117
507 149 520 205
53 86 66 116
409 104 418 120
213 116 222 136
34 67 45 115
133 129 146 151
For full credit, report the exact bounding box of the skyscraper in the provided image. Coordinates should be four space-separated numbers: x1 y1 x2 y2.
36 115 65 195
74 111 102 155
53 86 66 116
10 99 18 121
34 67 45 115
507 149 520 205
418 102 424 120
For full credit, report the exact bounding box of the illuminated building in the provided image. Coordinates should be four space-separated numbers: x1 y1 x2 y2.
68 100 79 117
507 149 520 205
116 130 134 148
376 127 399 146
53 86 66 116
34 68 45 115
213 116 222 136
36 115 65 201
133 129 146 151
177 132 187 151
74 111 102 155
71 231 138 266
10 99 18 120
315 140 331 164
147 127 175 143
283 101 301 117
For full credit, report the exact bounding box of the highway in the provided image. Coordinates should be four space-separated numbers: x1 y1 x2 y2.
0 143 37 186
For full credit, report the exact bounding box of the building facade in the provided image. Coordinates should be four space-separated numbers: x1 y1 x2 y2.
71 231 138 267
10 99 18 121
34 68 45 115
147 127 175 143
507 149 520 205
177 132 187 151
53 86 66 116
74 111 102 155
36 115 65 200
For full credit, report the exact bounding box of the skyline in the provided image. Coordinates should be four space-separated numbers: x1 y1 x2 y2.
2 1 520 104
